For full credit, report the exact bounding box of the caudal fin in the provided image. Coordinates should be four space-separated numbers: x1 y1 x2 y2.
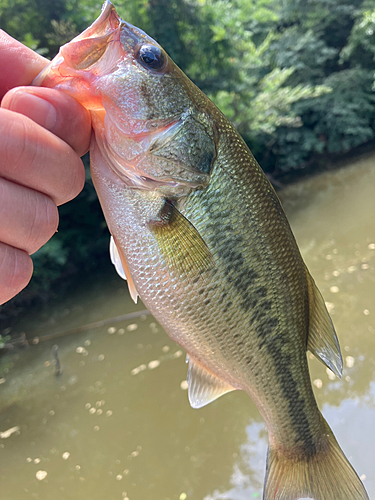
264 421 369 500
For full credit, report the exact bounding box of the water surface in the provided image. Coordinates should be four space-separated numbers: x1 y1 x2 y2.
1 154 375 500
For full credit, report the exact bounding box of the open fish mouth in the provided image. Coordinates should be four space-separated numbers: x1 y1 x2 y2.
33 1 123 88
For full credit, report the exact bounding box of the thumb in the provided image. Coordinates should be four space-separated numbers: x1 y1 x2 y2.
0 30 48 100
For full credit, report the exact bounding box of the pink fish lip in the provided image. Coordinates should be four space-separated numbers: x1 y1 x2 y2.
63 1 124 44
32 1 125 88
79 0 121 39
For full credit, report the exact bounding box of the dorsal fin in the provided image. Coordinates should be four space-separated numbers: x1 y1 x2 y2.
187 355 237 409
109 236 139 304
306 270 343 378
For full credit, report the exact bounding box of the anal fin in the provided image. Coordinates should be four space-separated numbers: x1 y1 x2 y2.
109 236 139 304
306 270 342 378
187 355 237 409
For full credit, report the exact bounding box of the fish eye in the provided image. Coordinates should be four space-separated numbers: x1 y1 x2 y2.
137 45 166 71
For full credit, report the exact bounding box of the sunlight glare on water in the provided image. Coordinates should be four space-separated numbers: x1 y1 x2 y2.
0 153 374 499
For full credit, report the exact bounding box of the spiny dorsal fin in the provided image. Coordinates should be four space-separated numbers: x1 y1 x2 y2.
306 270 342 378
149 200 213 277
109 236 139 304
187 355 237 409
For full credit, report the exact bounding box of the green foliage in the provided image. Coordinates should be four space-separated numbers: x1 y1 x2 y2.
1 0 375 304
254 0 375 172
0 0 69 56
271 28 339 83
268 68 375 172
214 68 331 138
0 334 11 349
340 4 375 77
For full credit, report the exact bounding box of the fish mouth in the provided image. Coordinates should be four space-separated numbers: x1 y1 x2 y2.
32 1 152 88
32 1 128 90
32 1 161 111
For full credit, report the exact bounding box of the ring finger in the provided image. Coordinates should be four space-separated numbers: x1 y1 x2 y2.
0 176 59 255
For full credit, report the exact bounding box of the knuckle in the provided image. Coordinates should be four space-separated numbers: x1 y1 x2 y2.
26 193 59 254
59 155 86 204
54 93 91 156
12 249 33 290
0 109 85 206
0 244 33 304
0 109 37 177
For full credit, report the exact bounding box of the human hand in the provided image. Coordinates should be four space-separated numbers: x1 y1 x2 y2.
0 31 92 305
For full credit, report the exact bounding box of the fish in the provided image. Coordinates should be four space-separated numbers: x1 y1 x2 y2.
33 2 369 499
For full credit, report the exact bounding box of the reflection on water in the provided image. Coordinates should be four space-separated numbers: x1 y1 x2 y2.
1 154 375 500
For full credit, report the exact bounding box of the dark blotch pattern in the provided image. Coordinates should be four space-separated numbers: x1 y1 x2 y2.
192 183 315 454
256 315 316 456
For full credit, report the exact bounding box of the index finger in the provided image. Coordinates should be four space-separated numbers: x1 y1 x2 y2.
0 30 48 99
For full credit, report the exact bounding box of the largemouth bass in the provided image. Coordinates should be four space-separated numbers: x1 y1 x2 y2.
33 3 369 499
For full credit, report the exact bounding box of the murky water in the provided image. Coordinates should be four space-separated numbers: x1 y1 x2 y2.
1 154 375 500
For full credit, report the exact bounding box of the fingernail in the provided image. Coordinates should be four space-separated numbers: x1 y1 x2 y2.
7 90 57 130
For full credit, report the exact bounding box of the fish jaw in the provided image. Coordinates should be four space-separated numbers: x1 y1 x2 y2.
32 1 124 110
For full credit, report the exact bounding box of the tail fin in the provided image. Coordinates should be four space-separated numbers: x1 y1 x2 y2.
264 421 369 500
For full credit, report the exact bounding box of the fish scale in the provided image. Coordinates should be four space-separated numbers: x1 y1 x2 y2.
33 2 369 498
179 133 318 445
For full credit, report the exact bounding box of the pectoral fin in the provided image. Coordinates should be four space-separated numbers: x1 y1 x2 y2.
306 270 343 378
187 356 237 409
109 236 139 304
149 200 213 277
